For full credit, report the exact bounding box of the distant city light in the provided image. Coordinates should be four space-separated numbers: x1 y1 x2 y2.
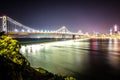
114 24 117 32
85 32 89 35
110 28 112 35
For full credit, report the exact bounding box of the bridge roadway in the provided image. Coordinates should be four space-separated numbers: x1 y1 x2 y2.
7 32 80 35
7 32 84 38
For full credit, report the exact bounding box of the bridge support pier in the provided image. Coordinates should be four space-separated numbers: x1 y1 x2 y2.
61 34 66 39
72 35 75 39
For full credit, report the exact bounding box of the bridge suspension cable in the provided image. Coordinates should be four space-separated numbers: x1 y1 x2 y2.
0 16 84 36
56 26 72 33
7 16 36 32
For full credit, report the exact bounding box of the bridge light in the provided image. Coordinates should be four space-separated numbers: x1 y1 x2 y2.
22 29 25 32
27 30 30 32
36 30 38 32
36 30 39 32
62 26 65 29
14 29 18 32
32 30 35 32
45 30 47 32
40 30 43 32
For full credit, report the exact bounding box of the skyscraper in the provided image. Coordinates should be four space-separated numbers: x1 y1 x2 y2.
114 24 118 34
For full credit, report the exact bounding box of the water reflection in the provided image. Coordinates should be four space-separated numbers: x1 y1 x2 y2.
91 39 98 50
20 40 90 76
108 39 120 70
20 39 120 78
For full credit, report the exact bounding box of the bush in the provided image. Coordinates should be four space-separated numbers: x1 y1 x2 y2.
0 36 30 66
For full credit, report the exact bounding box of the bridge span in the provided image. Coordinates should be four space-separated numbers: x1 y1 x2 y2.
0 16 86 38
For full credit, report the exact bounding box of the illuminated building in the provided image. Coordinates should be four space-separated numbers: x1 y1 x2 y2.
110 28 112 35
114 24 118 34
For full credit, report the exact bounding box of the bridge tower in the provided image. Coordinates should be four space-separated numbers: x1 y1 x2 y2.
2 16 7 32
56 26 72 38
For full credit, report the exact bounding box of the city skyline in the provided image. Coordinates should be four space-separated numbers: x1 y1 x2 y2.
0 0 120 33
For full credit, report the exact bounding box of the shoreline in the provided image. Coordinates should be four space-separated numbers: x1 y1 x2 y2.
20 38 90 45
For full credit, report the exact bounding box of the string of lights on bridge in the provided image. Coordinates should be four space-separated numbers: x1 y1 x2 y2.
0 16 83 35
0 15 119 37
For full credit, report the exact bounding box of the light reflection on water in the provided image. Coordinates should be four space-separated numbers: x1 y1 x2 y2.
108 39 120 70
20 39 120 78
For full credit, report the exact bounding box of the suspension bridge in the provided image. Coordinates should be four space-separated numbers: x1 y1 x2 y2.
0 16 85 38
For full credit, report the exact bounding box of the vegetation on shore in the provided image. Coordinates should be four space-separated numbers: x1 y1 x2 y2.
0 34 76 80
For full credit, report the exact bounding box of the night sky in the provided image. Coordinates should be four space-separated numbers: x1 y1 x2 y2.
0 0 120 33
